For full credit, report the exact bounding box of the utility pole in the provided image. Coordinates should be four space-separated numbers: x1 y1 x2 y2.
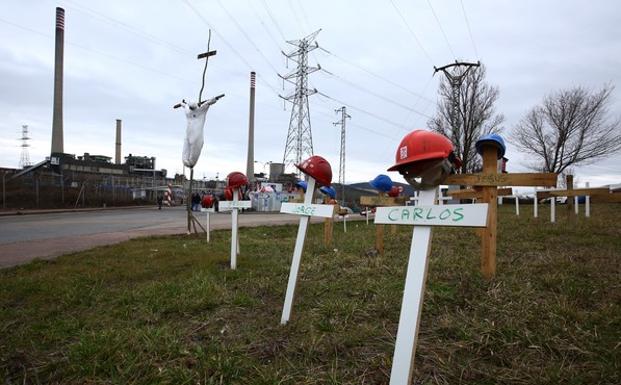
19 125 32 169
279 30 322 176
433 61 480 137
334 106 350 206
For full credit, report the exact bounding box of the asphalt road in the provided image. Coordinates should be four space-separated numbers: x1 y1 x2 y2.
0 206 337 268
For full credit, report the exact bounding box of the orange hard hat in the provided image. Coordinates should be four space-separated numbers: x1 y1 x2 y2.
295 155 332 186
226 171 248 189
388 130 461 172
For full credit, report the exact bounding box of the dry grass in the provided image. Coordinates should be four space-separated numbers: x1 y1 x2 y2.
1 204 619 384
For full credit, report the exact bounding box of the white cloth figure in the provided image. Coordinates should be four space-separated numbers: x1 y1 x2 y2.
181 97 218 168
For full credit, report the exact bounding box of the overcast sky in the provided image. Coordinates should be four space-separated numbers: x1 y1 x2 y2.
1 0 620 188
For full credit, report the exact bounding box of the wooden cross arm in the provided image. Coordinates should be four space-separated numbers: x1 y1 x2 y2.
360 196 407 206
448 187 513 200
590 193 621 203
444 173 557 187
197 50 217 59
537 187 610 198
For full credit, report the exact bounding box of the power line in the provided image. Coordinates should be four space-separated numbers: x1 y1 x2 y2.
425 0 457 59
314 106 397 140
319 46 434 104
59 0 193 55
459 0 480 58
319 69 432 119
246 0 284 51
286 0 307 36
388 0 434 64
296 0 314 34
316 90 410 132
214 0 282 76
0 17 192 84
181 0 281 96
260 0 287 41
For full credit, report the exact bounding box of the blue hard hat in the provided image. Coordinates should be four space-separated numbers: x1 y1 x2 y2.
369 174 393 192
295 180 307 192
476 133 506 159
320 185 336 199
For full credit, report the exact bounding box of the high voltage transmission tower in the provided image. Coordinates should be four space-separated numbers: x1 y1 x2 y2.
433 61 480 135
279 29 321 175
19 125 32 169
334 106 350 205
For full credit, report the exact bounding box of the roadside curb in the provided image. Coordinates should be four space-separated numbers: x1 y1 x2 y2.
0 205 156 217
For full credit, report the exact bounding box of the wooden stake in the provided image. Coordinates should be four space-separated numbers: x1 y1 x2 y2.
324 217 333 246
534 187 538 218
566 174 574 221
376 224 385 255
480 145 498 279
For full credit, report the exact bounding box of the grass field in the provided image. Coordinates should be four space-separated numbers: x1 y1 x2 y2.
1 204 620 384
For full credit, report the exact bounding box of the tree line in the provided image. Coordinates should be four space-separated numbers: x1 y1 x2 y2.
428 65 621 175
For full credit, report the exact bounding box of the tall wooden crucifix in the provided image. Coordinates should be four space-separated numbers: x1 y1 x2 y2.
444 141 557 278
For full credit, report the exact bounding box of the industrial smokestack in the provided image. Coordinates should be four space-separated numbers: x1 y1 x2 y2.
245 71 256 182
51 7 65 154
115 119 122 164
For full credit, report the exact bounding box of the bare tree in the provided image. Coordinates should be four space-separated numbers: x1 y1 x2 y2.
513 85 621 173
428 65 504 173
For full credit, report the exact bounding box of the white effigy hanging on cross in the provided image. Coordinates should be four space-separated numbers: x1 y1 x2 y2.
278 155 335 325
378 130 489 385
218 172 252 270
173 29 225 234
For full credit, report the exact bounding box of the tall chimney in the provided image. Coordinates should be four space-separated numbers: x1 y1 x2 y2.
51 7 65 154
245 71 256 182
115 119 122 164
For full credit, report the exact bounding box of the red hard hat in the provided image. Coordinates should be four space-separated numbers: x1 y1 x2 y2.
387 186 400 197
388 130 461 172
201 195 213 208
226 171 248 189
296 155 332 186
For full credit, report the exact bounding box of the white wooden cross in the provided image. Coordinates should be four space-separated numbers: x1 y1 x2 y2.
374 188 489 385
200 206 215 242
219 188 251 269
279 177 335 325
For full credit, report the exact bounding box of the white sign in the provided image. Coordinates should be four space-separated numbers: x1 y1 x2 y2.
200 207 215 213
375 204 488 227
219 200 252 211
280 202 335 218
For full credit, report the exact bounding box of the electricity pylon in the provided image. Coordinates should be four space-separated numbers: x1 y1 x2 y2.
334 106 350 205
19 125 31 169
279 30 322 176
434 61 480 135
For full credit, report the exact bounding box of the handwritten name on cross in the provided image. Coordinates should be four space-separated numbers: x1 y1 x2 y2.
444 144 557 279
279 177 335 325
374 189 488 385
